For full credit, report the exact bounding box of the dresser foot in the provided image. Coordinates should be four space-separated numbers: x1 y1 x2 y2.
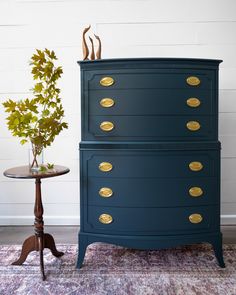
212 241 225 268
77 236 88 268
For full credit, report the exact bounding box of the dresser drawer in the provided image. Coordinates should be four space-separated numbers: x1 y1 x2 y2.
86 69 214 90
86 177 219 207
89 89 215 116
83 205 219 235
87 115 216 141
84 150 219 178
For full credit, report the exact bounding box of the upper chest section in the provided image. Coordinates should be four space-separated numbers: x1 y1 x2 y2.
79 58 221 142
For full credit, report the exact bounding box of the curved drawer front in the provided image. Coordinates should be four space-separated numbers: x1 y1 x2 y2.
86 151 218 178
87 177 219 207
84 206 219 235
89 89 214 116
87 115 216 141
87 70 214 90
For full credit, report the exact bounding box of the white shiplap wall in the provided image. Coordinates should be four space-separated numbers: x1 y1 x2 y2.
0 0 236 225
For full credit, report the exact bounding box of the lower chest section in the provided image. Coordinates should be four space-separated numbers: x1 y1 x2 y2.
80 148 220 235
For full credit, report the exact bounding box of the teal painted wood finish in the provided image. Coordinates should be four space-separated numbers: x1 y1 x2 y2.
87 71 213 90
84 205 219 234
87 177 219 207
88 115 217 141
85 150 218 178
89 89 214 115
77 58 225 269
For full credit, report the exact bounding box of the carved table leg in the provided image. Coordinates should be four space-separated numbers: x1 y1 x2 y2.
44 233 64 257
34 178 46 280
12 235 36 265
12 178 63 280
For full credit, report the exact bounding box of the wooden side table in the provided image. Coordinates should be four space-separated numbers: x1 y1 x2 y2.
3 165 70 280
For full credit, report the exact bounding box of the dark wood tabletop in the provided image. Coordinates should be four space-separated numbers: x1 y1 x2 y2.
3 165 70 179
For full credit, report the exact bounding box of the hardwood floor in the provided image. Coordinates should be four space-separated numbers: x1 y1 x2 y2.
0 225 236 244
0 226 78 245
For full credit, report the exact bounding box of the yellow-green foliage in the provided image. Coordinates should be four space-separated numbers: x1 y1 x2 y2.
3 49 68 156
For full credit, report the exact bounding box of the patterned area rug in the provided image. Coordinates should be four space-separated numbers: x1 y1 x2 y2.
0 243 236 295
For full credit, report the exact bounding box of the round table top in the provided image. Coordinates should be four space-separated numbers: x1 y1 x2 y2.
3 165 70 179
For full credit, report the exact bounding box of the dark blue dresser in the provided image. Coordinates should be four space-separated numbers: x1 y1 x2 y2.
77 58 225 268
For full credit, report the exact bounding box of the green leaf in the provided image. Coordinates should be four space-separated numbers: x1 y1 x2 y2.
34 83 43 93
13 118 20 125
39 165 47 172
42 109 50 116
47 163 54 169
20 139 28 145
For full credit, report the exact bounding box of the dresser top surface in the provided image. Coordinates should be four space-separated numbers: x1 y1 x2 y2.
78 57 222 65
78 58 222 70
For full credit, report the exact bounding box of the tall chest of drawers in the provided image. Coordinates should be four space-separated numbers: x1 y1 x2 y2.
77 58 225 268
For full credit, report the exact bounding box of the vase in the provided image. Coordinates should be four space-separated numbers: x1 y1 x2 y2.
28 146 44 172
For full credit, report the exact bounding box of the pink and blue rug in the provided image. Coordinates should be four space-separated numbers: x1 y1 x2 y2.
0 243 236 294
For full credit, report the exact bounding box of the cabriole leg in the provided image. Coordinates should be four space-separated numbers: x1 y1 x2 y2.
77 235 88 269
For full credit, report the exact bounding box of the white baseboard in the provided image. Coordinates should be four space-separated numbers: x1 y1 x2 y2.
0 216 80 226
0 215 235 226
221 215 236 225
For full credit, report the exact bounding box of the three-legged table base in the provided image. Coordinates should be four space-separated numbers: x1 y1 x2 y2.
3 166 70 281
12 233 64 280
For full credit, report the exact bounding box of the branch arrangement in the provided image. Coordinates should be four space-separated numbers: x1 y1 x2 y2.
3 49 68 169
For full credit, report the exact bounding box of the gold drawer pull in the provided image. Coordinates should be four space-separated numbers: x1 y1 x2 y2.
99 213 113 224
99 162 113 172
189 161 203 172
100 121 114 132
186 98 201 108
189 187 203 197
189 213 203 224
99 187 113 198
186 76 201 86
100 98 115 108
186 121 201 131
100 76 115 87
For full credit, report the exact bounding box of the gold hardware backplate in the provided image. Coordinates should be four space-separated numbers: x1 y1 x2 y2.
186 76 201 86
99 187 113 198
100 98 115 108
100 77 115 87
189 213 203 224
99 162 113 172
189 161 203 172
186 121 201 131
189 187 203 197
100 121 114 132
186 98 201 108
99 213 113 224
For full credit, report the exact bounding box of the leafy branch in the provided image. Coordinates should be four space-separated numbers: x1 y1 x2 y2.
3 49 68 169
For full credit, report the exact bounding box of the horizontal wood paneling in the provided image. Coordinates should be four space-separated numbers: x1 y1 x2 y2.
0 181 79 204
1 0 234 25
0 0 236 225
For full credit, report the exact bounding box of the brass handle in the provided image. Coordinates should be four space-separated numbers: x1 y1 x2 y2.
186 98 201 108
189 161 203 172
189 187 203 197
186 76 201 86
100 121 114 132
99 187 113 198
99 213 113 224
189 213 203 224
186 121 201 131
100 98 115 108
100 76 115 87
99 162 113 172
